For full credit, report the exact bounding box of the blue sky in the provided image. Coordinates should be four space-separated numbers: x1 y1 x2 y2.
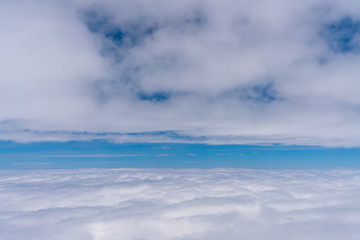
1 140 359 169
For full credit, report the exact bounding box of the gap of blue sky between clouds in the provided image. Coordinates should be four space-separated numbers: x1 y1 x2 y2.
1 141 360 169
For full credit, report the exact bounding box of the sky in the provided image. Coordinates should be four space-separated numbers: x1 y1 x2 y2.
2 1 360 239
1 141 360 169
1 0 360 149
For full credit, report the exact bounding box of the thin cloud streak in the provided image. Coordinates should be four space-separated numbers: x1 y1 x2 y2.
4 154 147 158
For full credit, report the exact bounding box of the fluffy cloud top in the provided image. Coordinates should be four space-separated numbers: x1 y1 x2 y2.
1 0 360 146
1 168 360 239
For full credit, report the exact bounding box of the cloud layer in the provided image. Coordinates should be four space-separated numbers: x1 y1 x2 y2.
1 168 360 240
1 0 360 146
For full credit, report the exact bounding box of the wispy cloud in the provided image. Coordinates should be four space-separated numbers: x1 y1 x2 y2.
154 153 175 157
12 162 53 165
6 154 146 158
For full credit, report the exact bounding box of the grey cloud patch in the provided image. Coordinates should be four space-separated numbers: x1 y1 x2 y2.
321 17 360 53
176 8 208 32
0 128 207 143
80 9 158 62
81 8 158 44
1 169 360 240
229 82 279 104
137 91 171 102
248 83 278 103
80 5 205 59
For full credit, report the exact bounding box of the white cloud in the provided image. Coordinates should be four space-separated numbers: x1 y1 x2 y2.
1 0 360 146
1 168 360 240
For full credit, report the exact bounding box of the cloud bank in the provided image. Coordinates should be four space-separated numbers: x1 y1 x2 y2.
1 168 360 239
1 0 360 146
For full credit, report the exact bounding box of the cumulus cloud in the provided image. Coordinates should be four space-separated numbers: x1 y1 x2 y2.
1 0 360 146
1 168 360 240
